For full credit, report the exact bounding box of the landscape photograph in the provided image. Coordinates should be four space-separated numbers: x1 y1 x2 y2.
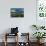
11 8 24 17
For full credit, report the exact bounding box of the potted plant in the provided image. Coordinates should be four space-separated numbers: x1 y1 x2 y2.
33 32 46 43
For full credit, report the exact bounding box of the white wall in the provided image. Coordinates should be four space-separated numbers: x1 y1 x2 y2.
0 0 36 42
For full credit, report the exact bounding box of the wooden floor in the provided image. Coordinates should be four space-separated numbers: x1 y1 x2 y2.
0 42 46 46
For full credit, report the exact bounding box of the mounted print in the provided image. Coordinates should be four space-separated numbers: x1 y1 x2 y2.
10 8 24 17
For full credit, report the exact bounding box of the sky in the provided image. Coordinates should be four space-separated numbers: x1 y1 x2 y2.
11 8 24 13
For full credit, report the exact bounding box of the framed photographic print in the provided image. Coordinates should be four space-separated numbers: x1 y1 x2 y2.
10 8 24 17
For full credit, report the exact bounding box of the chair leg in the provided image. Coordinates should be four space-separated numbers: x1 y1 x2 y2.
4 33 7 46
4 41 7 46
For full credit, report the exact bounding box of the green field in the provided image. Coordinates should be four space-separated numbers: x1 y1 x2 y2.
11 12 24 17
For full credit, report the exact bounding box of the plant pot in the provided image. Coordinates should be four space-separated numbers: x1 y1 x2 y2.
37 39 45 44
37 39 40 43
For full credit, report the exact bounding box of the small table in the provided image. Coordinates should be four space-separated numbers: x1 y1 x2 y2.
4 33 18 46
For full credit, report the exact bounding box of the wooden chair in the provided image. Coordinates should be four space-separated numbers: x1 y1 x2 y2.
4 33 18 46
